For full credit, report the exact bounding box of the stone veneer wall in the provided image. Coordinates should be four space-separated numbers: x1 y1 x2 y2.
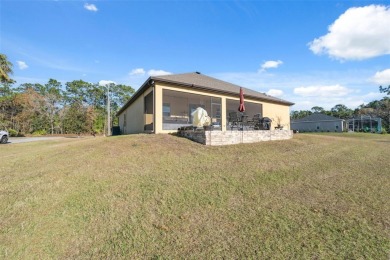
178 130 293 146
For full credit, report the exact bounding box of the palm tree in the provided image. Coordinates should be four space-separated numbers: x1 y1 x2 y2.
0 54 14 83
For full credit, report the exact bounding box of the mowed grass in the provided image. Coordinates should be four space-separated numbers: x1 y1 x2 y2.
0 133 389 259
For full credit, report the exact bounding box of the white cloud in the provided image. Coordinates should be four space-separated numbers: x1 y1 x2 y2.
84 3 98 12
294 84 354 97
309 5 390 60
212 70 387 111
266 89 284 97
99 80 116 86
259 60 283 72
372 69 390 85
126 68 171 89
17 61 28 70
129 68 146 76
148 69 172 76
128 68 171 77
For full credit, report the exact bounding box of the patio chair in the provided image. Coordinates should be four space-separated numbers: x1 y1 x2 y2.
241 114 254 130
228 112 241 130
252 114 262 130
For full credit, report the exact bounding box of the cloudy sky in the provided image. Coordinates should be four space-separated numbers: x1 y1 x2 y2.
1 1 389 110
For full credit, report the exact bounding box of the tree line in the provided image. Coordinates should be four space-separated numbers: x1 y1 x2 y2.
0 54 134 136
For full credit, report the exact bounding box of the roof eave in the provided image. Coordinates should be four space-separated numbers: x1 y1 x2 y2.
151 77 294 106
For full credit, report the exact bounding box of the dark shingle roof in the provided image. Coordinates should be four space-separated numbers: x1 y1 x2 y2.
292 113 344 122
152 72 293 105
117 72 294 115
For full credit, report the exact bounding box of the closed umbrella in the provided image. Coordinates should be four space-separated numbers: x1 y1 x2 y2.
237 87 247 130
238 87 245 112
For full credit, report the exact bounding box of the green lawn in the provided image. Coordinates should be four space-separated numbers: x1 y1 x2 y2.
1 133 389 258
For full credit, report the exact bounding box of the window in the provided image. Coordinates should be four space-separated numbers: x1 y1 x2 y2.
123 113 127 126
163 103 171 117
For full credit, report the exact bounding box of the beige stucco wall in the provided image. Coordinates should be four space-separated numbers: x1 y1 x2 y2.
119 87 153 134
262 102 291 130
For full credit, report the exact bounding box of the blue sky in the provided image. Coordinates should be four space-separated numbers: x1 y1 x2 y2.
1 0 390 111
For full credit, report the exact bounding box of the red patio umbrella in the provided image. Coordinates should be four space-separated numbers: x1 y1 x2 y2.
238 87 245 112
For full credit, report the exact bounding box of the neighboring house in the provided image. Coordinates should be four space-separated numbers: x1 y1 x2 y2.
117 72 294 134
291 113 345 132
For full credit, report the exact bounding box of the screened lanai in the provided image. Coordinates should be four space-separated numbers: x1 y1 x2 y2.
162 89 263 131
346 116 382 133
162 89 221 130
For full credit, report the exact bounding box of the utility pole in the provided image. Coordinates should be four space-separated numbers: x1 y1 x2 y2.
107 84 111 136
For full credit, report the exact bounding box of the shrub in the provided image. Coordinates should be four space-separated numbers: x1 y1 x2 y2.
32 129 47 136
8 129 18 137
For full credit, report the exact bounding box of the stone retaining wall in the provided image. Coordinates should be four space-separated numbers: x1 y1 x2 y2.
178 130 293 146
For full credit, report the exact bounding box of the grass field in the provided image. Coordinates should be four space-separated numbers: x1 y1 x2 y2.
1 133 389 259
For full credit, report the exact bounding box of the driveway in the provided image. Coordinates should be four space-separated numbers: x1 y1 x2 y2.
7 137 64 144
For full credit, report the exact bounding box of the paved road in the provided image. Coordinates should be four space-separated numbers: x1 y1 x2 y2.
7 137 64 144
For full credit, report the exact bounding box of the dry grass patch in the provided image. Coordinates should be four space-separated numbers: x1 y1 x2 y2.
0 133 389 258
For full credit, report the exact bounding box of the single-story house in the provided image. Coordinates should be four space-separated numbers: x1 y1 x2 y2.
291 113 345 132
117 72 294 134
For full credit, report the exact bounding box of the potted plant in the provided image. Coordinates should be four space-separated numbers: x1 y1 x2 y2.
275 116 284 130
